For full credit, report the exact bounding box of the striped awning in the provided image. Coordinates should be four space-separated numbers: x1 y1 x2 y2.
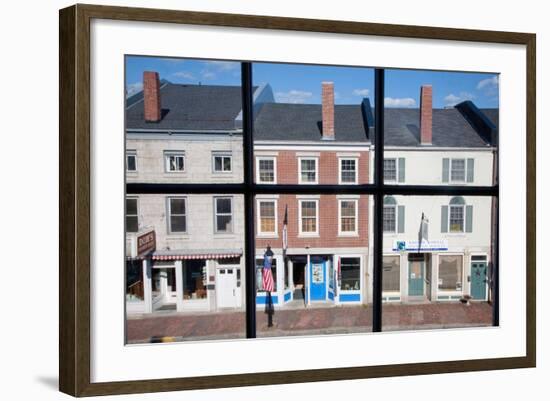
151 249 242 261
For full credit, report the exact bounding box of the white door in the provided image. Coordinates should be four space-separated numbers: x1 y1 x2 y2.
217 268 237 308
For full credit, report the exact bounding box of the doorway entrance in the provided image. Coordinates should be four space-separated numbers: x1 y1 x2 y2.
471 261 488 300
216 267 239 308
292 259 306 301
408 253 425 297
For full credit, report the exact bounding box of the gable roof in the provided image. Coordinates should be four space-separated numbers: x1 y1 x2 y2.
253 103 370 143
126 82 245 131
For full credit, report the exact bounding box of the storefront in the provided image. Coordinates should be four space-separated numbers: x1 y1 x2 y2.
383 239 489 303
125 233 244 314
255 250 366 307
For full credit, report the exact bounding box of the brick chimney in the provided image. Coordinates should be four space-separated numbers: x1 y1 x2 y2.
143 71 161 122
321 82 335 140
419 85 432 145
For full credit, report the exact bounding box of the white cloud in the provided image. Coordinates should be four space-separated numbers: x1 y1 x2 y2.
477 76 499 90
171 71 196 80
200 61 239 80
384 97 416 108
126 82 143 98
444 92 476 106
275 90 313 104
353 88 370 97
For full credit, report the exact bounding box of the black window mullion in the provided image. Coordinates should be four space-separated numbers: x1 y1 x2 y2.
372 68 385 332
241 62 257 339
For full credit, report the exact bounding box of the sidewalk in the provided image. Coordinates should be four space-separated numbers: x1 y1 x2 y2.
126 302 493 344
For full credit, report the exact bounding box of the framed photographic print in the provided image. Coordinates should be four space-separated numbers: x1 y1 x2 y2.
59 4 536 397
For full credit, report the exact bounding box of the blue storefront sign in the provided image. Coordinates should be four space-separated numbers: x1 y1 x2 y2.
393 239 448 252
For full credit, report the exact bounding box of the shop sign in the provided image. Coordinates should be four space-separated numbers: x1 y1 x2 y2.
312 263 324 283
137 229 156 257
393 239 448 252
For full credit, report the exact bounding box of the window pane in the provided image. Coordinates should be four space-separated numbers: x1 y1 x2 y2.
255 193 372 339
216 198 232 214
124 186 245 344
170 198 186 215
127 154 136 171
214 156 222 171
223 157 231 171
126 215 138 233
253 62 374 185
383 69 498 185
382 195 495 331
126 198 138 215
383 206 396 232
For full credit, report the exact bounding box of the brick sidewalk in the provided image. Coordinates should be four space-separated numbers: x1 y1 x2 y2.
126 302 492 343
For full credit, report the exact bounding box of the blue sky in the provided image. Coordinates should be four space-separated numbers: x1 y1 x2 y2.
126 56 499 108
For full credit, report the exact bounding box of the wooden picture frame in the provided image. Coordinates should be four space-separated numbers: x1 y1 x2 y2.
59 3 536 396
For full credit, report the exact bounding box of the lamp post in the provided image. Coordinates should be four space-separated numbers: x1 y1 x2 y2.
263 245 275 327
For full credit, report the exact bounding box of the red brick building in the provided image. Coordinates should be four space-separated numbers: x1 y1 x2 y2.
253 82 373 307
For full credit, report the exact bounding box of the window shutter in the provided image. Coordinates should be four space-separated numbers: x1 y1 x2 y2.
398 158 406 183
467 158 475 183
398 205 405 233
441 205 448 232
442 158 450 183
466 205 473 232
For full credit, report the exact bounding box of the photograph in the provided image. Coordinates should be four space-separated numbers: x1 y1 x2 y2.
124 57 499 344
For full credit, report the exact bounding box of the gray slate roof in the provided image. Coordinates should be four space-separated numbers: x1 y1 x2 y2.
126 82 245 131
384 108 496 147
253 103 370 143
126 81 498 148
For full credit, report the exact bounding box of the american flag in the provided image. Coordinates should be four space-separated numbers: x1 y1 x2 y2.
262 253 275 292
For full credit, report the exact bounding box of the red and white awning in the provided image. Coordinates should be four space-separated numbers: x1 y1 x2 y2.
151 251 242 261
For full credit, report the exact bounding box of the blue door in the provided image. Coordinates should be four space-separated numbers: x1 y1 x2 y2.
309 258 327 301
408 260 424 296
471 262 487 300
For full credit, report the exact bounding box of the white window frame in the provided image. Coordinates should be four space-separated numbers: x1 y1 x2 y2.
256 198 278 237
126 150 137 172
164 151 186 173
256 156 277 184
338 157 358 184
383 158 397 182
167 197 187 234
336 254 363 296
298 157 319 184
450 158 466 183
449 204 465 233
126 197 139 233
214 196 233 234
212 152 232 173
298 199 319 236
338 199 358 236
383 204 397 233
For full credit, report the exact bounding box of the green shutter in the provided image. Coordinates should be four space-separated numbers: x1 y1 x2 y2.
398 158 406 183
441 205 448 232
466 205 473 232
398 205 405 233
442 158 450 183
467 158 474 183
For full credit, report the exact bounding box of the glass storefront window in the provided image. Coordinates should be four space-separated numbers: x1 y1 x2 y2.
382 256 400 293
438 255 463 291
340 257 360 291
126 260 144 301
183 260 207 300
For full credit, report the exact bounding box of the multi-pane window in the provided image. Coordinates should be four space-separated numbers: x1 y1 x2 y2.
339 199 358 234
257 157 276 183
382 256 400 293
126 150 137 172
383 196 397 233
165 151 185 172
213 152 232 173
383 158 397 181
168 197 187 233
214 197 233 233
340 158 357 184
299 158 318 184
438 255 463 291
340 257 360 291
449 205 464 232
126 197 138 233
299 200 318 234
450 158 466 182
258 200 277 235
